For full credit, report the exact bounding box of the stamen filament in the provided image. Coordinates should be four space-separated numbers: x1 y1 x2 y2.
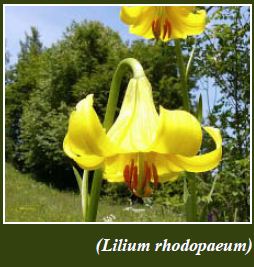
166 20 172 39
124 165 131 187
152 164 159 188
162 20 171 40
123 158 159 197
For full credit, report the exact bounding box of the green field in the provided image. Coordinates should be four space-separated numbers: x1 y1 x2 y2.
5 163 184 222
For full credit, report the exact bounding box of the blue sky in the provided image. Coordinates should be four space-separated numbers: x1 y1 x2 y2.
5 6 141 64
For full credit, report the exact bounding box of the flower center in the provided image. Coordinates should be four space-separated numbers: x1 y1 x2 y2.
123 155 159 197
151 19 171 40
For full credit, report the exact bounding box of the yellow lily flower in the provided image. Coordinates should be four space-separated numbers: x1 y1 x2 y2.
63 76 222 197
120 6 206 41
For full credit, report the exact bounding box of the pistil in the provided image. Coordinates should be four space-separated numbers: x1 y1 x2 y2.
151 19 172 40
163 20 172 40
123 157 159 197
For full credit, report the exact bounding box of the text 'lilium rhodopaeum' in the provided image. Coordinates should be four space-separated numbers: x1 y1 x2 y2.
63 76 222 197
120 6 206 41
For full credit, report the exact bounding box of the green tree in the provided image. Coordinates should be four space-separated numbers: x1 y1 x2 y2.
6 27 43 162
195 6 250 221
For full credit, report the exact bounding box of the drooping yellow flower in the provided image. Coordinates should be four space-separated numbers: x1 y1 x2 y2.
120 6 206 41
63 76 222 197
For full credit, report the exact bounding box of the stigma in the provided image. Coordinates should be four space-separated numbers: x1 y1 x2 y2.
123 157 159 197
151 19 171 40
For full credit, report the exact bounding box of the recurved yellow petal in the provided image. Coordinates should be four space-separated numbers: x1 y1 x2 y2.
63 94 116 169
170 127 222 172
63 136 104 169
152 107 202 156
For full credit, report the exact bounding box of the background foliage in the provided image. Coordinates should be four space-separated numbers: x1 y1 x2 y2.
5 7 250 222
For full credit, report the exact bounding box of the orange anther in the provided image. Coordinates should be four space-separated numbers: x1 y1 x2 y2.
123 165 131 188
152 19 161 40
166 20 171 39
130 159 134 180
152 20 156 32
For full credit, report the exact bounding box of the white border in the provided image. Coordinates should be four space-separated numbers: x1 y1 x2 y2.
2 4 252 225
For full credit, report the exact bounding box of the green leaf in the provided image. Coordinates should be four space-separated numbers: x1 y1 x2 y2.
196 94 203 123
183 176 189 204
72 166 82 192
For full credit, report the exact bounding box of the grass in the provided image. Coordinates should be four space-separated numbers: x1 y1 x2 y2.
5 163 184 222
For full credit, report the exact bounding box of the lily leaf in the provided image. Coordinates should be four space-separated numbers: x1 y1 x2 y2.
196 94 203 123
72 165 82 192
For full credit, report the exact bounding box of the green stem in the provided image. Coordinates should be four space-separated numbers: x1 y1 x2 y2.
81 170 89 221
72 166 82 192
174 39 190 112
207 175 218 203
186 44 196 80
185 174 197 221
85 170 102 222
175 40 198 221
103 58 145 131
86 58 145 222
